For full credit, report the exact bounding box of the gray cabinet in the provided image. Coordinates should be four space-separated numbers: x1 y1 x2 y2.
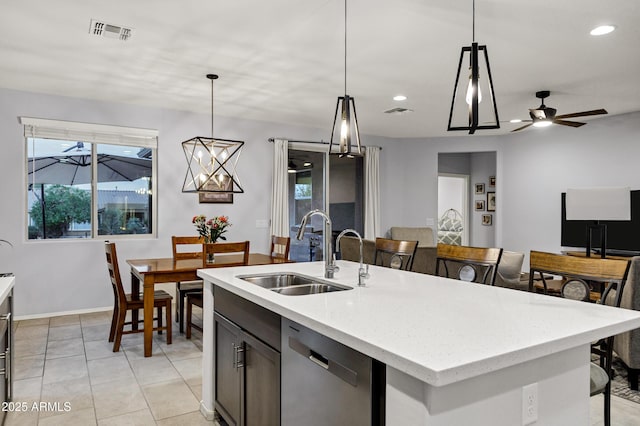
214 286 281 426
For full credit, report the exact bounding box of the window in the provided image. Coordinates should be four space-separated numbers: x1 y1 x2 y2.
22 118 157 240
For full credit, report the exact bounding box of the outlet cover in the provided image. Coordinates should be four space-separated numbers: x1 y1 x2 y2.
522 383 538 425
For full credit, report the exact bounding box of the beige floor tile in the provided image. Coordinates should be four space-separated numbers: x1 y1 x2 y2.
129 356 181 386
49 314 80 327
14 324 49 341
87 356 134 386
39 376 93 419
81 323 111 343
156 337 201 362
12 377 42 403
16 317 50 327
45 337 85 360
156 411 214 425
91 377 147 420
4 409 39 426
142 379 200 420
187 382 202 402
14 354 45 380
15 337 47 357
84 339 124 361
42 355 88 385
80 311 113 327
172 357 202 387
97 408 157 426
123 343 164 361
47 324 82 342
37 406 96 426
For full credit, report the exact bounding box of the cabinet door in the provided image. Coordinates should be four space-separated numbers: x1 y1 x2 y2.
242 330 280 426
215 313 242 426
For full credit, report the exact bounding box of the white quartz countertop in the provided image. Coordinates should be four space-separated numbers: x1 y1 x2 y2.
198 261 640 387
0 276 14 304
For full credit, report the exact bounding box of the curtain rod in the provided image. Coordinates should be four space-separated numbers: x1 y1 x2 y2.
267 137 381 150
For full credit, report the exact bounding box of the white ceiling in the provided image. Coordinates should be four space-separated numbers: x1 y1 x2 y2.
1 0 638 138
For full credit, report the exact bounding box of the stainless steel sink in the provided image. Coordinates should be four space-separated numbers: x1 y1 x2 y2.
237 272 352 296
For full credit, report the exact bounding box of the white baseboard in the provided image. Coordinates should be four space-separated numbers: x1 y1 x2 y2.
199 401 216 421
15 306 113 321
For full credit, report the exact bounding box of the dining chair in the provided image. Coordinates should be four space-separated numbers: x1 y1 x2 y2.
435 243 503 285
373 238 418 271
172 236 204 333
528 250 631 426
270 235 291 260
186 241 251 338
105 241 172 352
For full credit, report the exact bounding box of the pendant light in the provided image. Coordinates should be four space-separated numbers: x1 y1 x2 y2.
447 0 500 134
329 0 362 157
181 74 244 194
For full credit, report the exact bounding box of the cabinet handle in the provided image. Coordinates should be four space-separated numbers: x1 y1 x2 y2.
233 343 245 370
0 312 10 399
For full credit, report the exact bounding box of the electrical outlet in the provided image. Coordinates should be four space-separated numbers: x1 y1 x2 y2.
522 383 538 425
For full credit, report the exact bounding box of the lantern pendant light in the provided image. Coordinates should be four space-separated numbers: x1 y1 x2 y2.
447 0 500 134
181 74 244 194
329 0 362 157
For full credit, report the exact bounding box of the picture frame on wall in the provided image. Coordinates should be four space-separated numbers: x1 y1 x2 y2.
482 214 492 226
198 179 234 204
487 192 496 211
475 183 485 195
475 200 485 211
489 176 496 186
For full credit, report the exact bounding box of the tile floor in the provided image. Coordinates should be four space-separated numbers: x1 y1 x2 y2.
6 308 640 425
7 309 213 426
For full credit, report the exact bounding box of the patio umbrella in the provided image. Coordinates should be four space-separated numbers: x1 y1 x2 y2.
27 153 152 238
28 153 152 185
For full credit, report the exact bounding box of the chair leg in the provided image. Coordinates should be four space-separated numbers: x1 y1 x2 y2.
604 382 611 426
157 305 163 335
175 282 181 323
108 304 118 342
112 306 128 352
165 301 172 345
186 296 192 340
178 290 185 334
628 368 640 391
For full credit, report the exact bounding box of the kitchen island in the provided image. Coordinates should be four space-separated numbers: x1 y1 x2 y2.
198 260 640 425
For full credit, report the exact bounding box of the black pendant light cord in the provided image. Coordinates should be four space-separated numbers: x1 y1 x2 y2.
344 0 347 95
211 77 214 139
472 0 475 42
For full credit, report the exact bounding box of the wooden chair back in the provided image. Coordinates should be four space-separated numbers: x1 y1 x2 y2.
436 243 503 285
270 235 291 259
105 242 126 308
172 236 204 260
374 238 418 271
203 241 250 266
528 250 630 305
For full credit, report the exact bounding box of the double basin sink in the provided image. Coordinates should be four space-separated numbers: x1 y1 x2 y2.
238 272 352 296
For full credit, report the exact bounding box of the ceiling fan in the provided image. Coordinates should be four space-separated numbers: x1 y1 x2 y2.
511 90 607 132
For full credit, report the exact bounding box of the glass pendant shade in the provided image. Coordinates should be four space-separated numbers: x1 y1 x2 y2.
330 95 361 157
181 74 244 194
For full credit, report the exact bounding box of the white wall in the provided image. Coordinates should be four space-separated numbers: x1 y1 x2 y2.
470 152 496 247
0 88 396 316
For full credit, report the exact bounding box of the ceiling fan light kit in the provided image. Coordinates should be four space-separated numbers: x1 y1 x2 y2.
511 90 608 132
329 0 362 157
447 0 500 134
181 74 244 194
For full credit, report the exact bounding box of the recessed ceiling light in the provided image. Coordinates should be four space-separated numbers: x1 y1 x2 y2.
509 119 522 123
590 25 615 36
393 95 407 101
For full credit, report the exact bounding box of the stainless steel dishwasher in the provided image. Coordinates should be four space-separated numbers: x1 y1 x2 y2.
281 318 385 426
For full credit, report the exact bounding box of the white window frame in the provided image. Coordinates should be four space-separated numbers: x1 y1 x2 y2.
21 117 158 241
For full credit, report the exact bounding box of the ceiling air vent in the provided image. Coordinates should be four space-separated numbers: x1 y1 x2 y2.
89 19 133 41
384 107 414 115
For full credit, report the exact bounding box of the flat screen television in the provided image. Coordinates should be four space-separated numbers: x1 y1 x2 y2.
561 190 640 256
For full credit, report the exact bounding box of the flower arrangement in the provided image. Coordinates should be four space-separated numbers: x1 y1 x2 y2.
192 215 231 243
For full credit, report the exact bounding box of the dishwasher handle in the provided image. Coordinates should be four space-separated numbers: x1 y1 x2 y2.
288 336 358 386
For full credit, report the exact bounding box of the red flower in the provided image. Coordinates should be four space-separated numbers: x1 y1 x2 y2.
220 216 227 223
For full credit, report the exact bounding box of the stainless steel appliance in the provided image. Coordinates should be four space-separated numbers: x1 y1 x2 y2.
281 318 384 426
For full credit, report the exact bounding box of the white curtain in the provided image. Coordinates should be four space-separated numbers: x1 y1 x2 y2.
270 139 289 238
364 146 381 239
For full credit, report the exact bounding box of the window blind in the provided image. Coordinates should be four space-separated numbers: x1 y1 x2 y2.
19 117 158 148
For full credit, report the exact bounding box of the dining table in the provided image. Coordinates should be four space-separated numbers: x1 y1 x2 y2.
126 253 291 357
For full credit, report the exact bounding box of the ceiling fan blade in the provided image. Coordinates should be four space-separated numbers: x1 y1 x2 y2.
553 119 586 128
555 109 608 119
511 123 533 132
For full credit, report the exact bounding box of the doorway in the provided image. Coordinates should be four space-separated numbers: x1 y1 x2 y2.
437 174 469 245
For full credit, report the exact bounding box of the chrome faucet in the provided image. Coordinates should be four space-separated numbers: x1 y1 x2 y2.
296 209 338 279
336 229 369 286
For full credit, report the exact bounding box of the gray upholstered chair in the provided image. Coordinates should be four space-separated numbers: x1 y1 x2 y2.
494 251 525 291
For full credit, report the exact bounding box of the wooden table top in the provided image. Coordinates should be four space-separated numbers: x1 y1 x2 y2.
127 253 290 274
